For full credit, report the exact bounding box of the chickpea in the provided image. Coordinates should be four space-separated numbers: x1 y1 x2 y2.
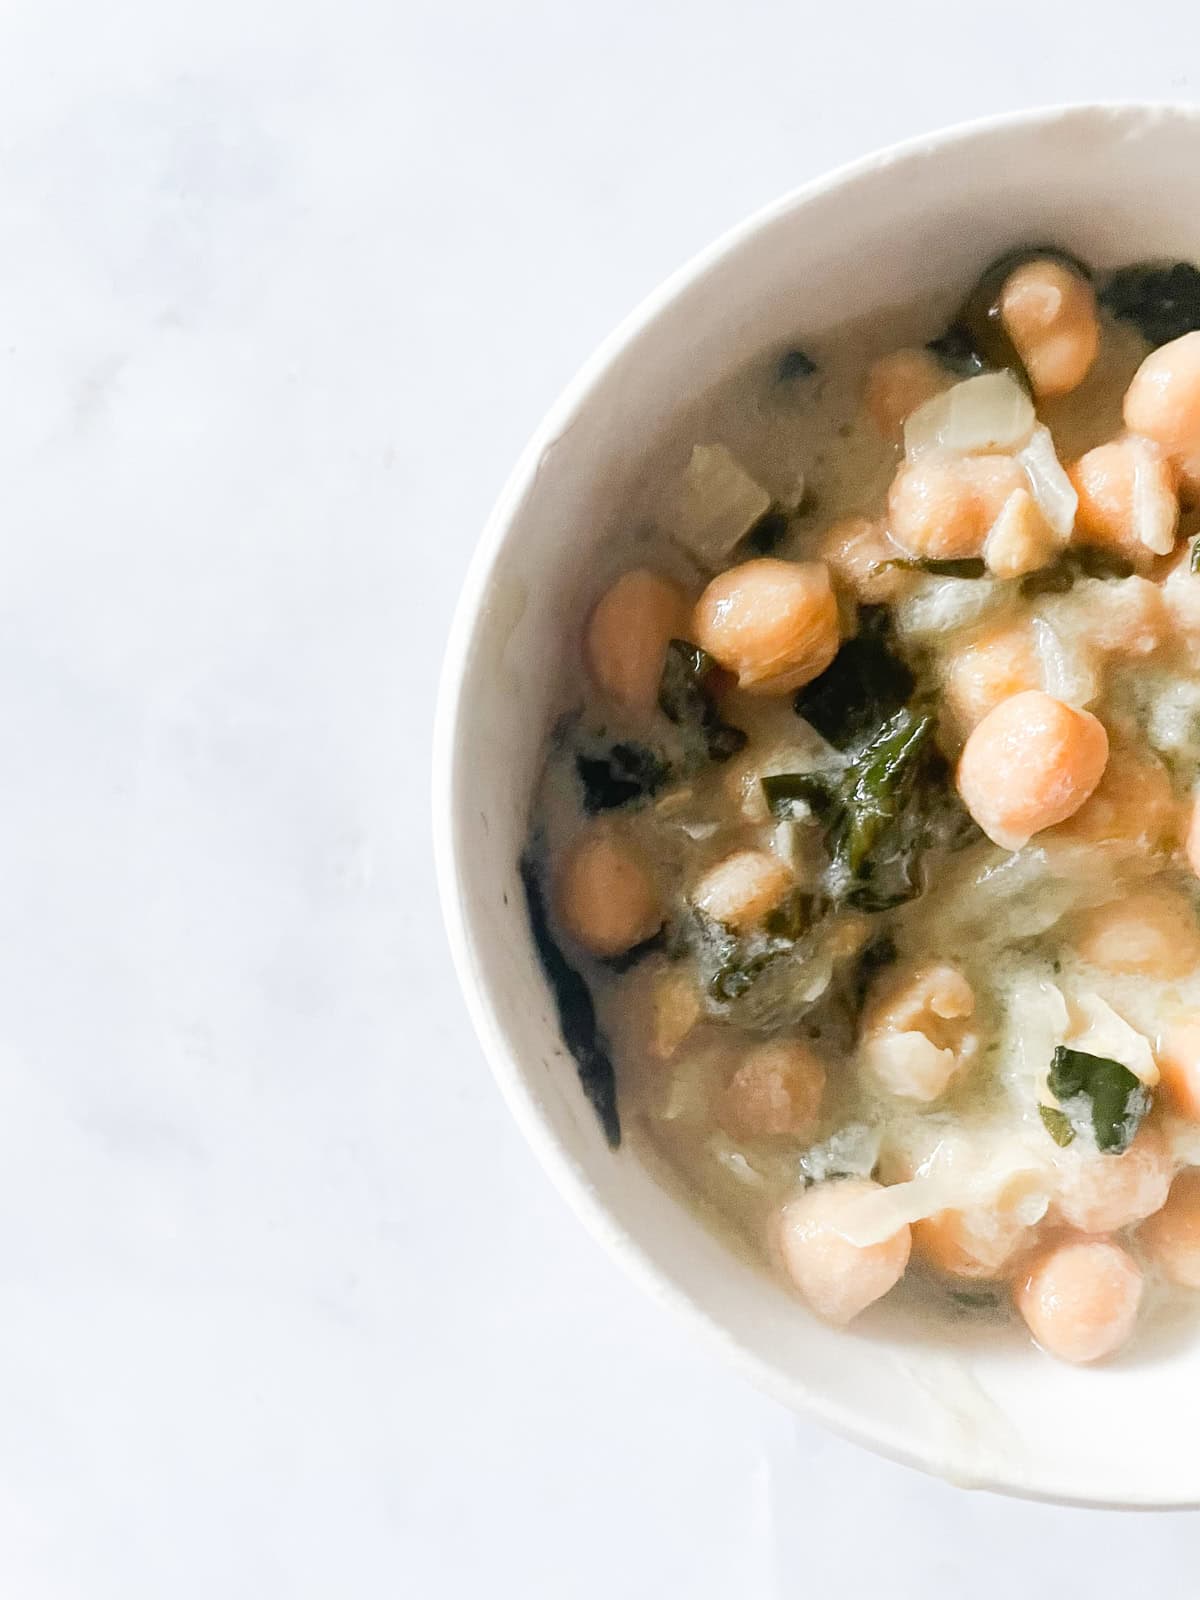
721 1038 825 1140
864 348 950 443
691 848 792 932
776 1178 911 1325
556 827 661 957
860 961 977 1102
1072 888 1200 979
955 690 1109 850
1139 1169 1200 1288
887 454 1027 562
1015 1236 1143 1364
940 621 1041 735
1124 331 1200 464
912 1205 1036 1281
1186 793 1200 880
692 558 840 695
1050 746 1177 855
1068 436 1179 571
585 569 691 715
998 258 1100 399
817 516 906 603
1052 1125 1172 1234
1154 1017 1200 1121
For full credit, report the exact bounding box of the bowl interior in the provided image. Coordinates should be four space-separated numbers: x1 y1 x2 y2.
437 103 1200 1507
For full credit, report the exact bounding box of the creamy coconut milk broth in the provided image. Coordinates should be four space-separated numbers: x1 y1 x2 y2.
524 251 1200 1362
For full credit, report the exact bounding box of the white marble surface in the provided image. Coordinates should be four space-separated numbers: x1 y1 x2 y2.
2 0 1199 1593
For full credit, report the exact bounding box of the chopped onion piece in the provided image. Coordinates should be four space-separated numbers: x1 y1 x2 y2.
1129 436 1179 555
984 487 1060 579
1016 424 1077 539
892 574 1003 641
666 444 771 565
904 370 1035 460
1031 616 1097 707
832 1150 1052 1248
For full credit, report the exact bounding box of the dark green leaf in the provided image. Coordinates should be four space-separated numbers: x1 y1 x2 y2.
1038 1104 1076 1147
1191 538 1200 576
658 640 748 769
575 741 670 813
1019 546 1134 598
1100 259 1200 347
777 348 817 382
1046 1045 1151 1154
763 889 815 940
885 557 987 579
793 608 916 749
929 245 1093 387
600 925 667 974
520 854 619 1147
762 771 839 822
841 708 935 879
744 506 791 555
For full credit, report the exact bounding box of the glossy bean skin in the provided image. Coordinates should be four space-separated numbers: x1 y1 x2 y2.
999 258 1100 398
721 1039 825 1140
776 1178 911 1326
585 569 692 715
1139 1170 1200 1288
690 848 792 932
692 558 839 695
1015 1236 1143 1364
956 690 1109 849
556 828 661 957
887 454 1027 561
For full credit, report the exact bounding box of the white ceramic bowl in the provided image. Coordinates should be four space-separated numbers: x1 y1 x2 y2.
435 103 1200 1508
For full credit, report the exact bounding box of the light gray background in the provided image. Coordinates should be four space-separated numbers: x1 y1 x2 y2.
1 0 1198 1594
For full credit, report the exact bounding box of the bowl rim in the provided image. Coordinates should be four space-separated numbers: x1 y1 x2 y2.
432 99 1200 1510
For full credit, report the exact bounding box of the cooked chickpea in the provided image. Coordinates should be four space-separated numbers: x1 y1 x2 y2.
999 258 1099 399
1186 793 1200 880
721 1038 825 1140
1139 1169 1200 1288
864 348 950 443
692 558 840 695
584 569 691 715
887 454 1027 561
1124 331 1200 465
1050 746 1177 855
776 1178 911 1325
691 848 792 932
1072 888 1200 978
913 1205 1035 1280
1068 436 1179 571
860 961 977 1102
817 516 906 603
956 690 1109 850
941 622 1041 735
1155 1017 1200 1121
556 828 661 957
1015 1236 1143 1364
1052 1126 1172 1235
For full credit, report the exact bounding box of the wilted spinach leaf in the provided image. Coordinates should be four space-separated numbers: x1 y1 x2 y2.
744 505 792 555
1191 538 1200 576
777 347 817 382
1019 545 1134 598
885 557 987 579
929 245 1093 386
600 925 667 974
1045 1045 1151 1155
1101 259 1200 347
658 639 747 769
764 707 970 913
575 741 669 814
794 607 915 749
1038 1104 1076 1148
520 854 620 1147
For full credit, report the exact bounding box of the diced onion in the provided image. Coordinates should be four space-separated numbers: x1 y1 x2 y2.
666 444 771 565
892 574 1003 641
1031 616 1097 707
1129 436 1178 556
1016 423 1078 539
904 370 1035 460
832 1143 1052 1248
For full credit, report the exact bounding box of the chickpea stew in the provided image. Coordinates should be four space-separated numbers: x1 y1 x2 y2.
522 250 1200 1364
